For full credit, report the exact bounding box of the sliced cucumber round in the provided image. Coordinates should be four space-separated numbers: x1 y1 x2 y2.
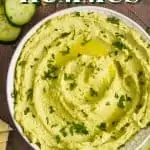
0 4 21 42
5 0 36 26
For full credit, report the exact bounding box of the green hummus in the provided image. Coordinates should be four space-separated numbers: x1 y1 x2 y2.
14 12 150 150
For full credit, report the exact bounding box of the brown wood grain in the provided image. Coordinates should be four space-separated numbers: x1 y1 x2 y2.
0 1 150 150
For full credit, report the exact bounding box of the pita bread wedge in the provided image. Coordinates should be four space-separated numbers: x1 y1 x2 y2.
0 142 7 150
0 132 9 143
0 120 12 132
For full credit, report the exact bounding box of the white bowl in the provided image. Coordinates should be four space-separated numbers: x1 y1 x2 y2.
7 6 150 150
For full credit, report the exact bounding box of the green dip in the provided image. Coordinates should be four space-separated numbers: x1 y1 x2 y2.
14 12 150 150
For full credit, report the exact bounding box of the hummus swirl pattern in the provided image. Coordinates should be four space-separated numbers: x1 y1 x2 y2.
14 12 150 150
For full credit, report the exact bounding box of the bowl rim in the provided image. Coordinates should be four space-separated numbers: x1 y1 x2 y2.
6 5 150 150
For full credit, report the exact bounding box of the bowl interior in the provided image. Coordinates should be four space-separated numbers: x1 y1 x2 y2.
7 6 150 150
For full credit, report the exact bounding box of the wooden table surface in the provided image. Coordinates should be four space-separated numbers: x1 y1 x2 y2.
0 1 150 150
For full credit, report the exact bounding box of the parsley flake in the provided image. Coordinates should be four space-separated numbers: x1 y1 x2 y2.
42 64 58 80
146 27 150 35
26 89 33 100
112 40 127 50
90 88 98 97
117 95 126 108
69 82 77 90
107 17 120 25
115 93 119 98
35 142 41 148
24 107 30 115
60 47 70 55
74 12 80 16
64 73 75 80
69 123 88 135
97 122 107 131
147 122 150 127
60 32 71 38
49 106 55 113
18 60 26 66
55 135 61 144
60 127 67 137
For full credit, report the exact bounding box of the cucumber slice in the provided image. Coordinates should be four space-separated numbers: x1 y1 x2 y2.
0 4 21 42
5 0 36 26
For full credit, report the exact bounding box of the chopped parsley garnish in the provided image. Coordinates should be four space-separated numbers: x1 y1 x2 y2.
114 51 119 56
105 102 110 106
115 61 123 78
51 124 58 128
34 58 39 61
43 87 46 93
112 121 117 126
147 44 150 48
139 80 145 85
74 12 80 16
64 73 75 80
47 57 55 64
90 88 98 97
146 27 150 35
88 62 95 69
49 106 55 113
109 51 118 57
77 53 82 57
60 32 71 38
136 104 142 110
119 144 125 148
81 62 86 66
43 70 57 80
11 90 17 99
137 71 145 85
103 35 107 38
97 122 107 131
115 93 119 98
125 123 130 127
69 82 77 90
56 41 61 46
43 64 58 80
60 47 70 55
46 117 49 124
60 127 67 137
115 32 124 38
72 30 75 40
24 107 30 115
81 109 88 117
35 142 41 148
69 123 88 135
88 12 94 15
44 46 48 51
32 114 36 118
147 122 150 127
125 94 132 101
138 71 143 78
101 30 104 34
111 135 117 139
117 95 126 108
18 60 26 66
124 56 133 62
112 40 127 50
107 17 120 25
26 88 33 100
51 54 55 59
55 135 61 143
30 65 34 68
64 73 77 90
81 39 91 45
